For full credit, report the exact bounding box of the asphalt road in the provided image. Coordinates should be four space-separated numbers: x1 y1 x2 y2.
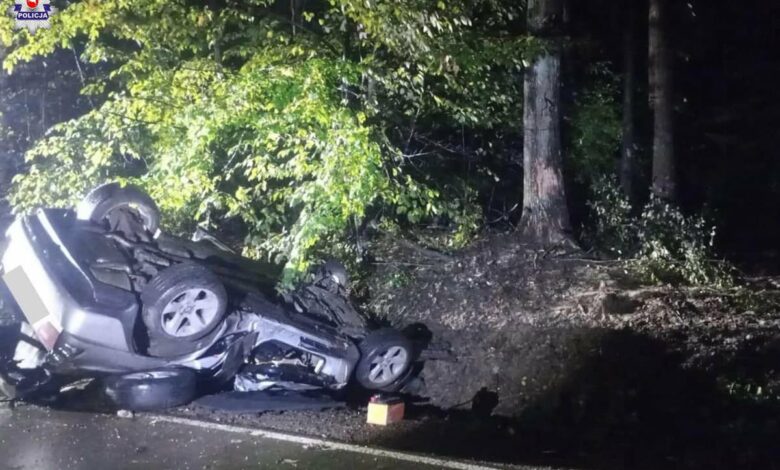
0 405 508 470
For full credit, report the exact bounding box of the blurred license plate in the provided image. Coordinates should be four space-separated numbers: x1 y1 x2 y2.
2 266 50 325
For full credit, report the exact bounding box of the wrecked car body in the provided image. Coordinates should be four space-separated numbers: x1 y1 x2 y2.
0 183 415 409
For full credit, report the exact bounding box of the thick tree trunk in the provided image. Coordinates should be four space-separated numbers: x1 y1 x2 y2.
620 0 638 203
649 0 676 200
519 0 572 244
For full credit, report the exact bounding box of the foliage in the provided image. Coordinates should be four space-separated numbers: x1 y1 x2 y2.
1 0 537 283
584 176 635 257
568 64 622 185
587 178 732 286
723 379 780 404
633 195 732 287
386 269 415 289
341 0 535 127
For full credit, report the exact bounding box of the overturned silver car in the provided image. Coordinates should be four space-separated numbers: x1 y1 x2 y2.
0 183 415 410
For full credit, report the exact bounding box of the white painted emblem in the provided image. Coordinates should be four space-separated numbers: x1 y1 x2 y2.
10 0 55 34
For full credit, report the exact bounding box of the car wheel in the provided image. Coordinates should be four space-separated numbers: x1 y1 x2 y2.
76 182 161 235
355 329 413 391
102 368 197 411
141 263 227 356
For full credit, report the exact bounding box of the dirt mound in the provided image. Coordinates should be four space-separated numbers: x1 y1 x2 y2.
367 233 780 418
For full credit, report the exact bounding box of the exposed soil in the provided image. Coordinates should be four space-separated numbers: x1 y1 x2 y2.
164 233 780 469
368 234 780 412
358 232 780 469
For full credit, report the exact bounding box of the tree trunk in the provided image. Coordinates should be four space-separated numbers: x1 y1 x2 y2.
620 0 638 203
519 0 572 244
649 0 676 200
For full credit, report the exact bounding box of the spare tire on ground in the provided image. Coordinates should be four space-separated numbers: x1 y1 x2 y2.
103 368 197 411
141 262 228 358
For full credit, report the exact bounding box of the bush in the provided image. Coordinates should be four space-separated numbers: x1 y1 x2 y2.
5 0 531 285
9 56 479 286
586 178 732 287
584 176 636 258
633 195 732 287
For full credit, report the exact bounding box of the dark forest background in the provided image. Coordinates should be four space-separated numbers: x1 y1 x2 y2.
1 0 778 282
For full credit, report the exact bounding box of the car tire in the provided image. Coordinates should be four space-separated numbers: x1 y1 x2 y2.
103 368 197 411
76 182 161 234
141 263 228 357
354 328 414 392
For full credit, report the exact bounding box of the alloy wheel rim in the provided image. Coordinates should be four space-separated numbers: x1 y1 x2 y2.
160 288 220 338
368 346 409 385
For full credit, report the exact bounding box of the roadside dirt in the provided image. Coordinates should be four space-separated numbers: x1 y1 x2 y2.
167 233 780 469
367 233 780 413
360 232 780 468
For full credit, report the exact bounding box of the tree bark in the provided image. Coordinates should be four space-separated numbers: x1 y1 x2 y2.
649 0 676 200
519 0 572 244
620 0 638 203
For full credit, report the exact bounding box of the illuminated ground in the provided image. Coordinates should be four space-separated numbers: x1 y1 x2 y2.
0 404 526 470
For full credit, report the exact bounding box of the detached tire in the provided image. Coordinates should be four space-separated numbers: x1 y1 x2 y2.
76 182 160 234
103 369 197 411
355 329 413 392
142 263 227 357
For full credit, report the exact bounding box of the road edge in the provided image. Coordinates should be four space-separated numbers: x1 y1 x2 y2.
148 414 506 470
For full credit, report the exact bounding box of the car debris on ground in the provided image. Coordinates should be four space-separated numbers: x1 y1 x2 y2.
366 394 405 425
